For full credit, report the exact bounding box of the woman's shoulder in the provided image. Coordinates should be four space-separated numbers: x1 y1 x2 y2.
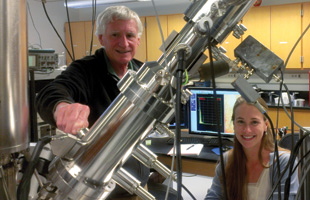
270 151 290 157
217 151 231 165
269 151 291 165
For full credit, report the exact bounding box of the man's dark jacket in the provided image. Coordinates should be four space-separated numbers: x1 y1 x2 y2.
36 48 150 197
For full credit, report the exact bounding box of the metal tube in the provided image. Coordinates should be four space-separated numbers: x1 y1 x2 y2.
0 0 29 154
113 168 155 200
48 69 173 199
133 144 176 181
156 0 257 75
0 1 28 199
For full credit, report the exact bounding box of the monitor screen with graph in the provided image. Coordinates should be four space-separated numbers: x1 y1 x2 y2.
188 87 240 138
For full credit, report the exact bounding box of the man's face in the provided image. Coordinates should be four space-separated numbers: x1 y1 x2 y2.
99 19 140 67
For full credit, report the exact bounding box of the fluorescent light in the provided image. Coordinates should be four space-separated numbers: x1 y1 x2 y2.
66 0 150 8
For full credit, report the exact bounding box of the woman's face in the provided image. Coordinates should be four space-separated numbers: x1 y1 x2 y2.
233 103 268 151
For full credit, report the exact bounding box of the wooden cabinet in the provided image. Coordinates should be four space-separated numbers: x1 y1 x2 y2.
242 6 271 49
303 3 310 69
219 32 242 62
145 14 187 62
269 108 310 133
65 21 102 65
146 16 168 62
134 17 147 62
84 21 102 56
167 14 186 34
218 6 270 64
270 4 302 69
65 22 86 65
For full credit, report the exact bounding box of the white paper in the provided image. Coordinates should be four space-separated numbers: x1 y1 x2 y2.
168 144 204 156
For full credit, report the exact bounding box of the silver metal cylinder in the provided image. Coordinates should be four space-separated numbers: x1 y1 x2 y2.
113 168 155 200
0 0 29 154
133 144 176 181
48 66 173 199
0 1 29 199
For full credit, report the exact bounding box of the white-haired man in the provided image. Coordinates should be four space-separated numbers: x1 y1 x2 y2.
36 6 148 199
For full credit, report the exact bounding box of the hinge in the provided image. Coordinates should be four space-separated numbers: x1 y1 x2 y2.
301 8 303 17
144 21 147 29
301 56 304 63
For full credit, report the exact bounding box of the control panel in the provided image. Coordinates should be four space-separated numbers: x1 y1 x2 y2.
28 49 58 71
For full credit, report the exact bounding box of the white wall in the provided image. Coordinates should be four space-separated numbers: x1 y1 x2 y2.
74 1 191 21
26 0 78 55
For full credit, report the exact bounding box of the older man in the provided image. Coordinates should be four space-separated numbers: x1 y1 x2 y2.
36 6 149 199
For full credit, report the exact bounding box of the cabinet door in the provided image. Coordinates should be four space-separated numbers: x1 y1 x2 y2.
134 17 147 62
146 15 168 62
167 14 186 35
84 21 102 56
242 6 271 49
65 22 86 65
303 3 310 69
219 32 242 62
271 4 302 69
269 108 310 133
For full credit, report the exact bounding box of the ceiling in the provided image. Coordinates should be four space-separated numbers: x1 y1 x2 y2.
69 0 310 16
67 0 310 9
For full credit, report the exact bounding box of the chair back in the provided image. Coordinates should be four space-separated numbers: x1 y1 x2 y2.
278 133 299 150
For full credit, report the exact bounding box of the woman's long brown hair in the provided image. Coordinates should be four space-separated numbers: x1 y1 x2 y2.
224 97 275 200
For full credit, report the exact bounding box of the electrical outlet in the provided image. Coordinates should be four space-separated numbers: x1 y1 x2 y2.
290 74 301 78
228 74 236 78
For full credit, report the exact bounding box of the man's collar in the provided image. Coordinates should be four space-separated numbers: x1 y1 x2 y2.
103 48 134 81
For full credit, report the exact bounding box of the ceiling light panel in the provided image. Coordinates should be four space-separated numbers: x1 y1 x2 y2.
66 0 150 8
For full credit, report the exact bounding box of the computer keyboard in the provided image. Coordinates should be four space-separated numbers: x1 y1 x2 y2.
166 137 232 147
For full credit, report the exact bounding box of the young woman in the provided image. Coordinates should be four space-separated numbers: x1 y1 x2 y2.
205 97 299 200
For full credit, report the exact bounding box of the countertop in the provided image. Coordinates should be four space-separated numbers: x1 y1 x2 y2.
267 102 310 110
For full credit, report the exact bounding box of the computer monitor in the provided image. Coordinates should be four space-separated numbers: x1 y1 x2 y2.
168 102 188 129
188 87 240 138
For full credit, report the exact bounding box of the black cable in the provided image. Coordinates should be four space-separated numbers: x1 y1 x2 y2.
265 112 281 200
278 83 310 200
89 0 97 55
280 83 295 200
205 22 228 200
267 131 310 200
284 130 310 200
41 2 74 62
290 132 310 200
270 23 310 200
17 136 52 200
175 48 187 200
295 162 310 200
276 80 310 133
64 0 75 61
284 141 302 200
182 183 197 200
278 81 295 151
275 23 310 134
292 136 310 174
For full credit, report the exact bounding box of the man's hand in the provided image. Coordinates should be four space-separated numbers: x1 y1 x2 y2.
54 102 90 135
